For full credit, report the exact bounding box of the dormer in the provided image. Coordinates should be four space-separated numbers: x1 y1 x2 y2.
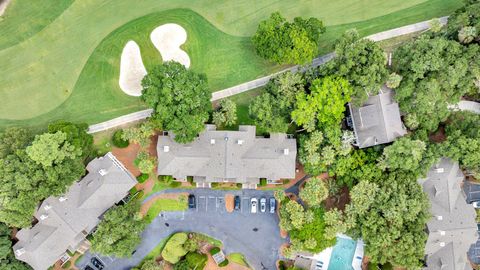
59 196 67 202
163 145 170 152
43 204 51 211
237 139 244 145
99 169 108 176
39 214 48 220
283 149 289 155
15 248 25 256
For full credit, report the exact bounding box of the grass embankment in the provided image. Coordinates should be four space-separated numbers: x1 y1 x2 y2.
0 0 462 129
143 194 188 223
228 253 250 268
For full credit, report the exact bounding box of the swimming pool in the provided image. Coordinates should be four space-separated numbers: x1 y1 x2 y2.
327 236 357 270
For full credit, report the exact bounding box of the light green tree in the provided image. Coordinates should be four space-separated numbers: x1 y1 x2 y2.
299 177 328 207
26 131 81 167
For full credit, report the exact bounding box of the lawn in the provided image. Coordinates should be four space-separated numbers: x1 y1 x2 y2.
228 253 250 268
143 195 188 223
0 0 463 129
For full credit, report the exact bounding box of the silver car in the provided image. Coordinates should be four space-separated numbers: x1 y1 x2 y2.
260 197 267 213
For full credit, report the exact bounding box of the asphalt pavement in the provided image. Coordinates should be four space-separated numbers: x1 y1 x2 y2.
76 189 286 270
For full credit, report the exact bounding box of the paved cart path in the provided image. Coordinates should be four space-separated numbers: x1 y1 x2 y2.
87 16 448 133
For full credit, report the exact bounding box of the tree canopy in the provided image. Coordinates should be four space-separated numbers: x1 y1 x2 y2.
212 99 237 128
252 12 325 64
0 223 31 269
141 62 211 143
91 202 146 257
0 127 30 159
299 177 328 207
249 72 304 133
446 0 480 44
47 121 93 158
393 35 476 131
0 135 85 228
292 76 352 132
320 29 388 104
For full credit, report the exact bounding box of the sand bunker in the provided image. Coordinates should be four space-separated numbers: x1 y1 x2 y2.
150 23 190 68
119 40 148 96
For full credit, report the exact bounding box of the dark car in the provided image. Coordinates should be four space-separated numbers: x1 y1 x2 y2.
90 257 104 270
84 266 94 270
234 195 241 210
269 197 276 213
188 194 196 209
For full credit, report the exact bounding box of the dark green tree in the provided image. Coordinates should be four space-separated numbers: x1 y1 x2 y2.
393 36 473 131
141 62 211 143
91 202 146 257
321 29 388 104
0 127 31 158
47 121 93 158
0 223 31 269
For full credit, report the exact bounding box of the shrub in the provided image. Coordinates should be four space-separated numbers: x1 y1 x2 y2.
62 261 71 269
159 175 174 184
162 233 189 264
259 178 267 186
112 130 129 148
209 247 220 255
218 259 229 267
187 176 194 184
137 173 149 183
236 183 242 188
211 182 219 188
186 252 207 269
282 179 290 185
169 181 182 188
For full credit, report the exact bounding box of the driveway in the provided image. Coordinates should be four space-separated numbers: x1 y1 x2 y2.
76 189 286 270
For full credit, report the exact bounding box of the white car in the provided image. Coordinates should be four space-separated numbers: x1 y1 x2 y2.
473 201 480 208
251 198 258 213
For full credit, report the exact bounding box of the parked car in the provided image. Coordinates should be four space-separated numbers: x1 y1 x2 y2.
234 195 241 210
269 197 276 213
84 266 94 270
251 198 258 213
188 194 196 209
260 198 267 213
473 201 480 208
91 257 104 270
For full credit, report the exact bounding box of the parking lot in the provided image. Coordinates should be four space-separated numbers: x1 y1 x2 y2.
77 189 285 270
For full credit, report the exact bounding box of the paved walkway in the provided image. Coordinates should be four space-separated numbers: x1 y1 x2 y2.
453 101 480 114
87 17 448 134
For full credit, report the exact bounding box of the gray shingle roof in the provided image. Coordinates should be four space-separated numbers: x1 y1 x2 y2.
13 153 137 270
348 86 407 148
418 158 478 270
157 125 297 184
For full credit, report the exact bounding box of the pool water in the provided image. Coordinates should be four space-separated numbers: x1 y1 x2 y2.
328 237 357 270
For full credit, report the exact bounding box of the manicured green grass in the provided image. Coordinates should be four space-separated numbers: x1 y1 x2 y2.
0 0 462 128
0 0 74 50
228 253 250 268
144 195 188 223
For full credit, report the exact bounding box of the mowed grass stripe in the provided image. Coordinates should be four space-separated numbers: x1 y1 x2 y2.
0 0 462 126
